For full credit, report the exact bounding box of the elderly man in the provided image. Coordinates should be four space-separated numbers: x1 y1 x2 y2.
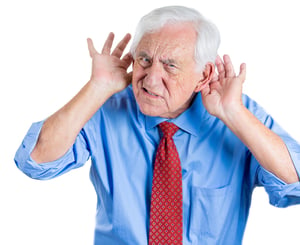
15 5 300 245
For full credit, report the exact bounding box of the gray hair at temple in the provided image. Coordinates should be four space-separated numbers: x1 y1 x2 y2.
130 6 221 72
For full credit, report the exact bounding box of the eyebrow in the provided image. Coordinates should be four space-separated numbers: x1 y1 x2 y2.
137 51 150 59
162 58 177 65
137 51 179 66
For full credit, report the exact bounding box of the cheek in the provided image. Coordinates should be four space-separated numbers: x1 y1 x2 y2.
131 70 140 91
132 65 144 84
171 79 191 96
131 79 140 100
169 81 196 105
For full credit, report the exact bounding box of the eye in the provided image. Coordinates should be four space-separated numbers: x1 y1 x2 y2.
138 56 151 67
163 62 178 72
167 63 176 68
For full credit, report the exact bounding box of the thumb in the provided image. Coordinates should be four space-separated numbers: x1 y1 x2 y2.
238 63 246 83
200 83 211 97
122 53 134 69
87 38 98 58
125 71 133 85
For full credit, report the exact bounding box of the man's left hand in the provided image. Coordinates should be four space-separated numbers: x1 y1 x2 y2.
201 55 246 121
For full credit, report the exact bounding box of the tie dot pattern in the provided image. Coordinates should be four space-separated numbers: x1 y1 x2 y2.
149 122 183 245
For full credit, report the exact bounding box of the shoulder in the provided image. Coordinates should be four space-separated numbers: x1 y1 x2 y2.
86 86 139 128
242 93 271 123
103 85 136 110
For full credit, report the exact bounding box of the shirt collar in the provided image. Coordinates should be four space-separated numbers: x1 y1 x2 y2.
140 93 211 137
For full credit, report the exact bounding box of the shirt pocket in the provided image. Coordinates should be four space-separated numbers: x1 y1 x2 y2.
188 185 231 243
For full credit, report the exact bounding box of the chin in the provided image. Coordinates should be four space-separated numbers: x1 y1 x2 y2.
139 106 162 117
139 105 175 118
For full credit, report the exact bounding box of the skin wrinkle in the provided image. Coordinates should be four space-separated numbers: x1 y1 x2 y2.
132 23 208 119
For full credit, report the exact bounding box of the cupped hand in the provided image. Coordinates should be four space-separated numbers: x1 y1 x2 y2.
87 32 133 94
201 54 246 121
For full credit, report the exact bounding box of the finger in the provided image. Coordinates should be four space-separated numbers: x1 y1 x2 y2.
122 52 133 69
223 54 236 77
211 72 219 82
111 33 132 58
101 32 115 55
201 85 210 96
87 38 98 58
238 63 246 83
125 71 133 85
209 81 222 91
215 55 225 79
201 81 220 96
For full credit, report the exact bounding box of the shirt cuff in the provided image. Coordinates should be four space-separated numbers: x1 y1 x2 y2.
14 121 88 180
257 167 300 207
284 136 300 179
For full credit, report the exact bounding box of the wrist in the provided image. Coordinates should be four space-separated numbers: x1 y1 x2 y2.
87 79 116 100
220 103 248 130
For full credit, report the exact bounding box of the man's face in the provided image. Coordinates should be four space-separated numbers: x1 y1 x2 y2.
132 23 204 118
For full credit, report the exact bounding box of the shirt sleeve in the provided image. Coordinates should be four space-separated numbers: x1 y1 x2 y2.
246 95 300 207
257 167 300 207
14 121 90 180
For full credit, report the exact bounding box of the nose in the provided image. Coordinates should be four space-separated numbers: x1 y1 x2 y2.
144 62 165 88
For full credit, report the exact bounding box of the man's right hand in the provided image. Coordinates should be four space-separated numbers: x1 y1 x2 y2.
31 33 133 164
87 33 133 96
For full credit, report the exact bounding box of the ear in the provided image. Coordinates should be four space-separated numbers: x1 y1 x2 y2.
194 62 215 92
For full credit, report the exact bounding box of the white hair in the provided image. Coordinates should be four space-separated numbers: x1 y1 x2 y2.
130 6 221 72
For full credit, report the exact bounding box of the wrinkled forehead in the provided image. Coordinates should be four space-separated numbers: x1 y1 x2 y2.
136 23 197 61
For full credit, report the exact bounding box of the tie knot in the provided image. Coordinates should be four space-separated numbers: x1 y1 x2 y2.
159 121 179 138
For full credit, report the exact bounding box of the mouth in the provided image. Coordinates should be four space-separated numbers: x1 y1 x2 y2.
143 87 159 97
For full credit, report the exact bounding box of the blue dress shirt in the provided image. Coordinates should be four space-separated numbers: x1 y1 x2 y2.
15 85 300 244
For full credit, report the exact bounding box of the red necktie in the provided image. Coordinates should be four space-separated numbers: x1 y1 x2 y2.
149 122 183 245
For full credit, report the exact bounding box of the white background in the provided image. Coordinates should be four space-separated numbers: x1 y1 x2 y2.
1 0 300 244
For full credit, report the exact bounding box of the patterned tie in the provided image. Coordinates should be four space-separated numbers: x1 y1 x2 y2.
149 121 183 245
